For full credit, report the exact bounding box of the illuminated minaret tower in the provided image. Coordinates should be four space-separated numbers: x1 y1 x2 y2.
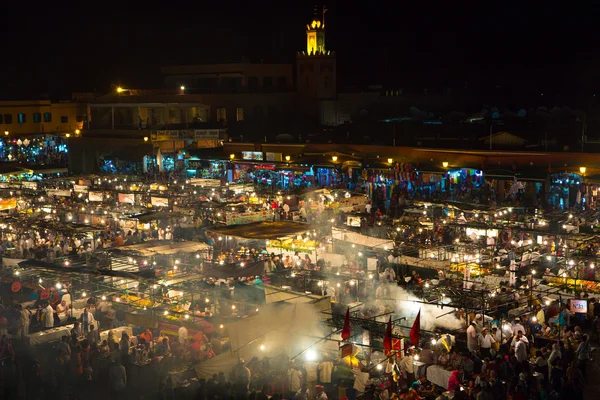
296 5 336 102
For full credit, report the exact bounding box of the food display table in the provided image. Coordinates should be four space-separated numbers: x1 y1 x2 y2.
426 365 453 389
25 324 74 347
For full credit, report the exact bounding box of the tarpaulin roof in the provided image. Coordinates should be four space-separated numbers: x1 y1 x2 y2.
206 221 310 240
17 259 158 282
109 240 210 256
202 259 266 279
128 211 183 223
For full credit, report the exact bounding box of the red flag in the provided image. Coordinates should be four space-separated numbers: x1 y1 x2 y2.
383 316 392 352
410 310 421 345
341 307 351 340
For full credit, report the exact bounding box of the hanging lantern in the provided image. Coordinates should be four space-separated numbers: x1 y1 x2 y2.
16 139 22 147
23 139 30 147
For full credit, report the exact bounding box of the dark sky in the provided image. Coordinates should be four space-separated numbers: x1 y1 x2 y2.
3 1 600 98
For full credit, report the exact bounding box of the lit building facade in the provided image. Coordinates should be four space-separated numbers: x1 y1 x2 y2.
0 100 86 136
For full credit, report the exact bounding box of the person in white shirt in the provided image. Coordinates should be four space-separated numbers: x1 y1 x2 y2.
56 300 69 321
398 349 415 384
352 366 370 393
478 328 495 359
178 325 188 345
514 337 528 372
466 322 478 352
43 303 54 328
383 267 396 282
512 318 525 336
288 365 303 393
510 330 529 349
317 360 334 384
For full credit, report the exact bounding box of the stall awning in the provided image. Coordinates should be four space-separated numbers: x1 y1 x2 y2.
206 221 310 240
128 211 183 223
111 241 211 256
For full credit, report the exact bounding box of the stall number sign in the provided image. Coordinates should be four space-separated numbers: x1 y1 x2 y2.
569 299 587 314
341 343 353 358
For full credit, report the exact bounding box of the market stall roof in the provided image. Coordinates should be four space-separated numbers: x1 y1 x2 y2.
207 221 310 240
128 211 183 223
109 240 211 256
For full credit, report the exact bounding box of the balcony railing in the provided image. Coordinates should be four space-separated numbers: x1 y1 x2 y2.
88 122 223 131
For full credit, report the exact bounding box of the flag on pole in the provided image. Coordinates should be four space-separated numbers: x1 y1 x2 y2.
341 307 351 340
383 316 392 353
410 309 421 346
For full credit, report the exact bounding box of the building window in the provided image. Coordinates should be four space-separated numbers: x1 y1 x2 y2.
248 77 259 91
236 107 244 122
278 76 287 90
263 77 273 89
33 113 41 123
60 116 68 123
4 114 12 124
216 108 226 122
44 112 52 122
18 113 26 124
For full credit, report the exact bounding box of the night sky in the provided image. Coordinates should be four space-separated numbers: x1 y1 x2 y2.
3 1 599 100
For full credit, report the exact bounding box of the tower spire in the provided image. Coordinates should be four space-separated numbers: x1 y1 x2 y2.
322 5 327 26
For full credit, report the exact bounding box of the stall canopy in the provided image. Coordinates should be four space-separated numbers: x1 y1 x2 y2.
332 227 394 250
202 259 266 279
17 259 158 282
128 211 183 223
207 221 310 240
109 241 211 256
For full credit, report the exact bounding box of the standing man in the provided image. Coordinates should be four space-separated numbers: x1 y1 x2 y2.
478 327 495 359
17 305 31 340
466 321 478 353
43 302 54 328
178 324 189 346
514 336 528 375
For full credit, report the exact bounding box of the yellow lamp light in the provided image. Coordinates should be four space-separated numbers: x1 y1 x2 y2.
3 131 8 136
229 154 235 160
143 137 149 142
285 155 291 162
65 133 71 138
442 161 449 168
387 158 393 164
75 129 80 135
116 87 124 93
180 85 185 91
331 155 338 162
580 166 587 174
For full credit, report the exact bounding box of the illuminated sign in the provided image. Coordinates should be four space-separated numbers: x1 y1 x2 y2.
570 299 587 314
242 151 263 160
